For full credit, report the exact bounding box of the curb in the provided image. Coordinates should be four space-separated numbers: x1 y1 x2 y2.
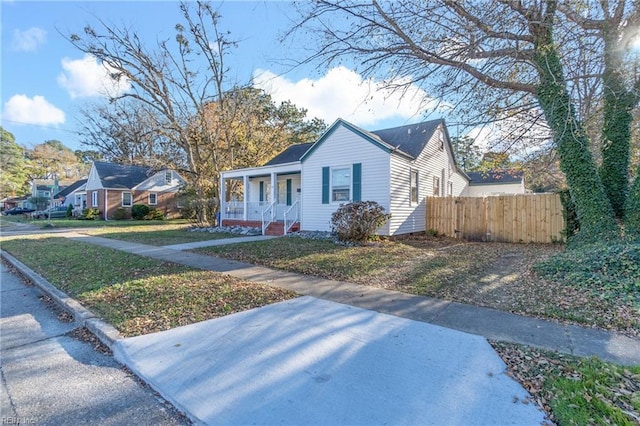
1 250 123 349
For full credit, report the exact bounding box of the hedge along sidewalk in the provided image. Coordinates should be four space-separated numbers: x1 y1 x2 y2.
51 231 640 366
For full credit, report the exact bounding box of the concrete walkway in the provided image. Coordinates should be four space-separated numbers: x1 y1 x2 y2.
56 232 640 366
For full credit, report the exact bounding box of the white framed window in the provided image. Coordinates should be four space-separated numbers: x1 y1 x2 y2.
433 177 440 196
438 130 445 150
148 193 158 205
332 167 351 202
91 191 98 207
410 169 419 204
448 182 453 196
165 171 172 184
122 192 133 207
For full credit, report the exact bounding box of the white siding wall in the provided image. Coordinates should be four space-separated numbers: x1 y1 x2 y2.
389 126 468 235
85 165 102 191
301 125 390 233
465 182 524 196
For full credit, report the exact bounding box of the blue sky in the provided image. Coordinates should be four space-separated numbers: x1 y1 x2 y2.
1 1 464 152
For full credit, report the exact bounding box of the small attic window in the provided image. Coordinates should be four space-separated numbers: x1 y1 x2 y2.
165 171 172 184
438 131 445 150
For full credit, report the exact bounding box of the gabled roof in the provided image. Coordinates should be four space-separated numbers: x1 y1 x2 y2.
93 162 153 189
54 179 87 198
300 118 447 162
263 143 314 166
370 119 444 158
467 170 524 185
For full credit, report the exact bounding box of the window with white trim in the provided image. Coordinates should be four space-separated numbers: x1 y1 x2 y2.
433 177 440 196
91 191 98 207
122 192 133 207
148 193 158 205
410 169 419 204
448 182 453 196
332 167 351 202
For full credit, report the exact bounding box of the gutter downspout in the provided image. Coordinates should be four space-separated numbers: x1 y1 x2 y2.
104 189 108 221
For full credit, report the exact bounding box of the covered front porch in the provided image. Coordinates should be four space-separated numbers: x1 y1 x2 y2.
220 163 301 235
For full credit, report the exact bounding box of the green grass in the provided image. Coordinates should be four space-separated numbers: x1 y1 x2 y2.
1 236 296 336
83 226 240 246
548 358 640 425
493 341 640 425
30 218 192 228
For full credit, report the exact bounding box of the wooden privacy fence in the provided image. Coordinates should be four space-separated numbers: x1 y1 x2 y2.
426 194 564 243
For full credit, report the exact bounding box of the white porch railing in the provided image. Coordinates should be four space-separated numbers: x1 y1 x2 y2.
283 201 299 235
223 201 270 222
261 201 277 235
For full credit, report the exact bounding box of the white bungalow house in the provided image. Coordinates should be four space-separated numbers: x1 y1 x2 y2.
220 118 470 236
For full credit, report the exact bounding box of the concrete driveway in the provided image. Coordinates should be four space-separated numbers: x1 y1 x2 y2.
115 296 547 425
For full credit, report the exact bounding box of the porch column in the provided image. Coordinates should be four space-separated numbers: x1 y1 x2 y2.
219 174 226 226
243 174 249 221
270 172 277 205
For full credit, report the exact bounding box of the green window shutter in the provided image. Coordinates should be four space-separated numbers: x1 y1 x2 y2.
352 163 362 202
259 181 264 202
322 167 330 204
286 179 292 206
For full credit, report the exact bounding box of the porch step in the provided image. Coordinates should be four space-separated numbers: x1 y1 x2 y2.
265 221 300 236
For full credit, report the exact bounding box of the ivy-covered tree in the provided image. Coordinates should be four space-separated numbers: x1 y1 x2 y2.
291 0 639 245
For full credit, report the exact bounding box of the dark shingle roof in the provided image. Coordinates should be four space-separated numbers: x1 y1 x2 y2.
370 119 444 158
467 170 524 185
94 162 153 189
263 143 315 166
54 179 87 198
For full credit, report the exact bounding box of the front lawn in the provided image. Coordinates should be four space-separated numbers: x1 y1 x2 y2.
81 224 240 246
1 235 296 336
197 235 640 337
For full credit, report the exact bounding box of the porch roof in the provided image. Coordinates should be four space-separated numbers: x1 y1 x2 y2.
221 161 302 180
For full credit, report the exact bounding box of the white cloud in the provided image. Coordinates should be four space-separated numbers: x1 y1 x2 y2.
57 54 131 99
253 66 444 127
11 27 47 52
2 95 65 126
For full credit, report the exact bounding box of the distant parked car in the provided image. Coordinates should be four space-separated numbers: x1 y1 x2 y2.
3 207 36 216
31 206 68 219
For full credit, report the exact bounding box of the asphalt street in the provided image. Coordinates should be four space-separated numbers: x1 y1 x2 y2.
0 262 189 425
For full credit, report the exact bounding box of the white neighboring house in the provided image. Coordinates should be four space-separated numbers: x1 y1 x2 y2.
220 118 470 236
53 179 88 210
464 171 526 196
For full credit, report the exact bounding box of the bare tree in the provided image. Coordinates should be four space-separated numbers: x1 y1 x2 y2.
289 0 640 244
77 100 184 169
66 1 243 224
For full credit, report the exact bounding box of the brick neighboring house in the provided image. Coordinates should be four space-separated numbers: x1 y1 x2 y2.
85 162 186 220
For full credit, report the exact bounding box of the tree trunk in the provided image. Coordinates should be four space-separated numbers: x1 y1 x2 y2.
532 11 619 245
624 166 640 241
599 29 634 219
